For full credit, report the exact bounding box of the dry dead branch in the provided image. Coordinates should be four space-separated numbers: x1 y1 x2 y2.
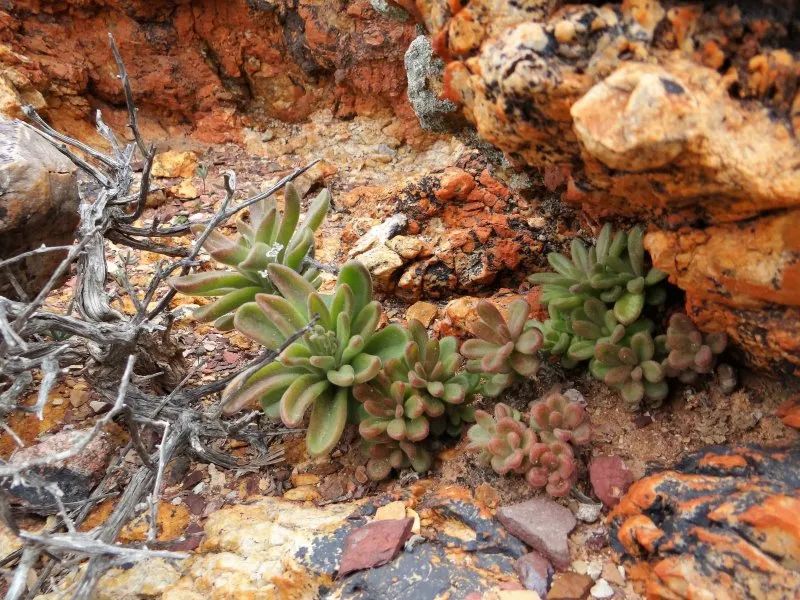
0 33 318 600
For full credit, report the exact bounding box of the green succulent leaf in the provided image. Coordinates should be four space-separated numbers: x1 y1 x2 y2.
613 292 644 325
194 287 261 322
306 387 349 456
169 271 255 296
337 261 373 318
233 302 285 349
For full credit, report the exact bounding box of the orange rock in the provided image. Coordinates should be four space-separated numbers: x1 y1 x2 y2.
609 445 800 598
413 0 800 376
0 0 420 140
646 211 800 376
776 397 800 429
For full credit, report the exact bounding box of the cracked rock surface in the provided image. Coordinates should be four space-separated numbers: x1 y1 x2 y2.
609 444 800 599
413 0 800 376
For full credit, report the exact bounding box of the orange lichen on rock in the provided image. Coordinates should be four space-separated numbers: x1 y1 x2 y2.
776 397 800 430
0 0 420 140
609 445 800 599
414 0 800 376
646 211 800 375
344 151 549 300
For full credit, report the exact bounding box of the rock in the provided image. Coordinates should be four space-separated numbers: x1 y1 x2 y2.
5 429 113 514
646 213 800 377
338 517 414 576
93 558 183 600
600 563 624 587
404 35 460 132
514 551 553 597
572 501 602 524
0 117 79 299
352 244 404 290
547 572 594 600
152 150 198 179
441 293 529 338
283 485 321 502
38 486 533 598
496 497 577 569
341 152 549 303
169 179 199 199
414 0 800 377
348 214 407 289
0 68 45 118
387 235 426 260
375 500 407 521
589 456 634 508
406 301 438 327
589 579 613 599
0 1 421 142
777 397 800 429
609 445 800 599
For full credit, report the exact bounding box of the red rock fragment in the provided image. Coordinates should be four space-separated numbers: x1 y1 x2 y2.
589 456 634 508
496 497 577 569
338 517 414 577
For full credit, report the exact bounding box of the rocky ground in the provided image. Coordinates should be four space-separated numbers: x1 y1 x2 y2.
1 106 798 599
1 0 799 598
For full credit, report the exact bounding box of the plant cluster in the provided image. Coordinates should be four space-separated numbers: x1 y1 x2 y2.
173 186 535 481
461 299 543 397
467 389 591 497
173 189 731 488
530 224 731 409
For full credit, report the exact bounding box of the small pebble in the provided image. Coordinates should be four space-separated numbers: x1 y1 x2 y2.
590 579 614 599
574 501 602 523
586 561 602 581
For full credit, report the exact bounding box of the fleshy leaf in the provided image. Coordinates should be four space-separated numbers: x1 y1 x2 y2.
306 387 349 456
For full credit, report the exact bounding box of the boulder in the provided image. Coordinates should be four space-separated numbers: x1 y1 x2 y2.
37 486 531 598
412 0 800 377
0 0 421 142
609 444 800 599
0 117 79 299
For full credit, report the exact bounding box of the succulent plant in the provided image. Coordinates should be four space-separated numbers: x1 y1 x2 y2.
467 403 534 475
461 299 543 396
590 330 669 410
529 224 667 326
170 183 329 329
361 436 433 481
354 371 430 443
658 313 728 384
531 297 637 368
385 319 479 417
434 402 477 438
223 260 407 456
525 439 578 498
467 401 584 497
529 390 591 446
